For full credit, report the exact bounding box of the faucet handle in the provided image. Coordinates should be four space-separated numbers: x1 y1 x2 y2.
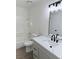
56 34 59 38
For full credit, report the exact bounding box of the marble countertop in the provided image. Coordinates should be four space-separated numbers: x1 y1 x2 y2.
32 36 62 59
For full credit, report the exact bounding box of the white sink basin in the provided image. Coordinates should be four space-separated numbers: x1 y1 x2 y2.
43 37 62 47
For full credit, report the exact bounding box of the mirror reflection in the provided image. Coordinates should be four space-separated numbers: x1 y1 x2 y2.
48 4 62 36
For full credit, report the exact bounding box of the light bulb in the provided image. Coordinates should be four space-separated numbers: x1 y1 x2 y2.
49 5 56 12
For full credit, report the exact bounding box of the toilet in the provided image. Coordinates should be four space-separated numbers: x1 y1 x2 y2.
24 33 40 53
24 41 33 53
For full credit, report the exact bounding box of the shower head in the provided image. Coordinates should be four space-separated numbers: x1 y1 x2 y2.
25 0 32 3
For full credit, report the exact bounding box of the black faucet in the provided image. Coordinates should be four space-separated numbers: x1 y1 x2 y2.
51 34 56 42
56 34 59 38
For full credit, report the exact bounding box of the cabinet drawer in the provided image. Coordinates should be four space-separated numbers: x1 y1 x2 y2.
32 44 39 56
33 47 38 55
33 54 38 59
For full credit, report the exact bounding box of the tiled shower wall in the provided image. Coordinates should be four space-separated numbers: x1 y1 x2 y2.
16 6 29 49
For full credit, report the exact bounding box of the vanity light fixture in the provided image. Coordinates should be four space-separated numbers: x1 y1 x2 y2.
49 0 62 8
49 0 62 12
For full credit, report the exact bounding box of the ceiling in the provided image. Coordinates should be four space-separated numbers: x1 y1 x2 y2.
16 0 40 7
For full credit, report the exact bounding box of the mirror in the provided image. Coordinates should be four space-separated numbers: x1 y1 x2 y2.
48 10 62 36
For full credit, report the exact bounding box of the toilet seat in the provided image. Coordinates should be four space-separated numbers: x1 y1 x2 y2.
24 41 33 46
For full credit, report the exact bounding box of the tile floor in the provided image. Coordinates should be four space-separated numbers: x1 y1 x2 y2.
16 47 33 59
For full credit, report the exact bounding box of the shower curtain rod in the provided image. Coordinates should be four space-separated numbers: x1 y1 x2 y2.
49 0 62 7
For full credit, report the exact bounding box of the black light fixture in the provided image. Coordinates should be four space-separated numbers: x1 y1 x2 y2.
49 0 62 7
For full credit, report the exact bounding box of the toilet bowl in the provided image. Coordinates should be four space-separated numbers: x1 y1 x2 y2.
24 41 33 53
24 33 40 53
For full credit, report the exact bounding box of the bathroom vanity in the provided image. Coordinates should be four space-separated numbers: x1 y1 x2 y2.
32 36 62 59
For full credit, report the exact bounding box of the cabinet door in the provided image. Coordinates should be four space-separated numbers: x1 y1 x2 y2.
32 43 39 59
39 49 50 59
33 54 38 59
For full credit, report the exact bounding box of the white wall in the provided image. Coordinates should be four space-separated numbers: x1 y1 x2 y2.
28 0 50 35
28 0 62 36
16 6 29 49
